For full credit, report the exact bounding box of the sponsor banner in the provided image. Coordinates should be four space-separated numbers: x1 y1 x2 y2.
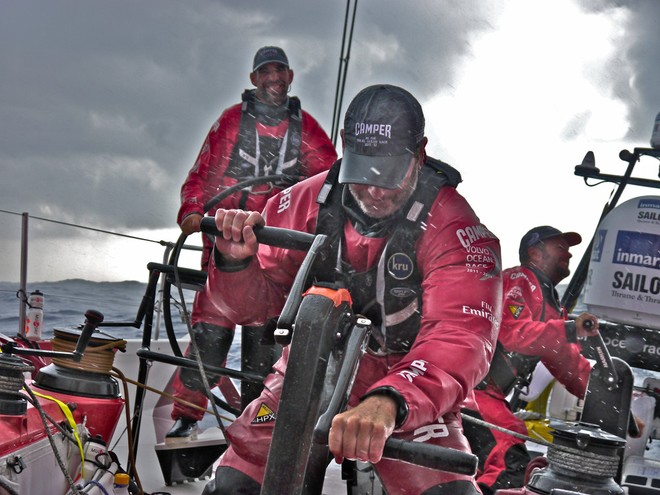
612 230 660 271
593 324 660 373
584 196 660 330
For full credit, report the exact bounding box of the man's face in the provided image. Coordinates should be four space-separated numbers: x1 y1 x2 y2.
250 62 293 106
347 155 419 219
531 237 573 284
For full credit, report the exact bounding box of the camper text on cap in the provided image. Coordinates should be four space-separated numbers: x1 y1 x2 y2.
339 84 425 189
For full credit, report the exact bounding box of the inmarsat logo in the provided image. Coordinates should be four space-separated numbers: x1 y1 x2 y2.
637 198 660 221
612 231 660 271
388 253 414 280
638 198 660 210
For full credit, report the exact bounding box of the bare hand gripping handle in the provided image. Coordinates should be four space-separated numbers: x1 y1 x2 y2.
201 216 478 478
200 217 316 251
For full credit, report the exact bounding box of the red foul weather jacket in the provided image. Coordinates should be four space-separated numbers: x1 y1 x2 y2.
497 265 592 400
177 100 337 225
206 170 503 431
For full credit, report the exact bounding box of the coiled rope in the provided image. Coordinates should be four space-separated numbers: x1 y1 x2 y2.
50 330 126 374
460 413 621 477
0 356 34 396
49 330 233 421
547 443 619 477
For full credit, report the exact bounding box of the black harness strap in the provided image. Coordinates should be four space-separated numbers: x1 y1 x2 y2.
313 157 460 353
225 90 303 202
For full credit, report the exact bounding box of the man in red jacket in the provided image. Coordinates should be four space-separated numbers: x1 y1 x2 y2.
463 226 600 494
169 46 337 441
201 84 502 494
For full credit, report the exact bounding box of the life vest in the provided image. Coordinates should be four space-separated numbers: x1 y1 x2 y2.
225 89 303 207
313 157 461 354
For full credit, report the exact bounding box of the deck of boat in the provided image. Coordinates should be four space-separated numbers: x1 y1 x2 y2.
112 339 347 495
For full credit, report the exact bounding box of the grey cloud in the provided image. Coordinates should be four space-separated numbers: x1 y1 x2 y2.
0 0 496 233
576 0 660 142
1 0 656 242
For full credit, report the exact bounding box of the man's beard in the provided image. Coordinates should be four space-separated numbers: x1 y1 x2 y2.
348 172 417 219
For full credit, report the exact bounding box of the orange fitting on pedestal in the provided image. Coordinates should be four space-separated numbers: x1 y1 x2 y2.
303 286 353 307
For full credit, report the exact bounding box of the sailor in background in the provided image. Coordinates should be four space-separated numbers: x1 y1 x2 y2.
463 226 600 494
170 45 336 441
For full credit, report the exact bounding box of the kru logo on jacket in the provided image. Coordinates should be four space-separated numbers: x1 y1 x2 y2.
388 253 414 280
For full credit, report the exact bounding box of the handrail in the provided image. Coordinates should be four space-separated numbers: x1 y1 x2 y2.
19 213 28 336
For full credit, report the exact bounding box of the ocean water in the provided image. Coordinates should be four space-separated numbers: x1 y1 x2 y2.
0 278 252 373
0 280 582 341
0 279 589 386
0 279 194 340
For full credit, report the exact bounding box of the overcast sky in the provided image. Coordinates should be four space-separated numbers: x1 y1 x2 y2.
1 0 659 283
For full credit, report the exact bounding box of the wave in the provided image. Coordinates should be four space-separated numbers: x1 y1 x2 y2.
0 279 193 339
0 279 587 340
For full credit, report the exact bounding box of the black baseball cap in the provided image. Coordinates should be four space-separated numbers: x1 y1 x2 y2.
519 226 582 262
339 84 425 189
252 46 289 71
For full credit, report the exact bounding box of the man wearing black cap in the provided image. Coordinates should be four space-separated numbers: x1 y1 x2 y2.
169 46 337 441
200 84 501 494
463 226 600 495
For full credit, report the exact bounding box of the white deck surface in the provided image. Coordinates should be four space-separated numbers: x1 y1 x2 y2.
112 339 347 494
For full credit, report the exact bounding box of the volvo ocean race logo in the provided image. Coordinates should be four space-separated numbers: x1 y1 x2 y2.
612 230 660 270
388 253 414 280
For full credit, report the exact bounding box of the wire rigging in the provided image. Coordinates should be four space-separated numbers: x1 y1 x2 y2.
0 208 166 245
331 0 358 147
